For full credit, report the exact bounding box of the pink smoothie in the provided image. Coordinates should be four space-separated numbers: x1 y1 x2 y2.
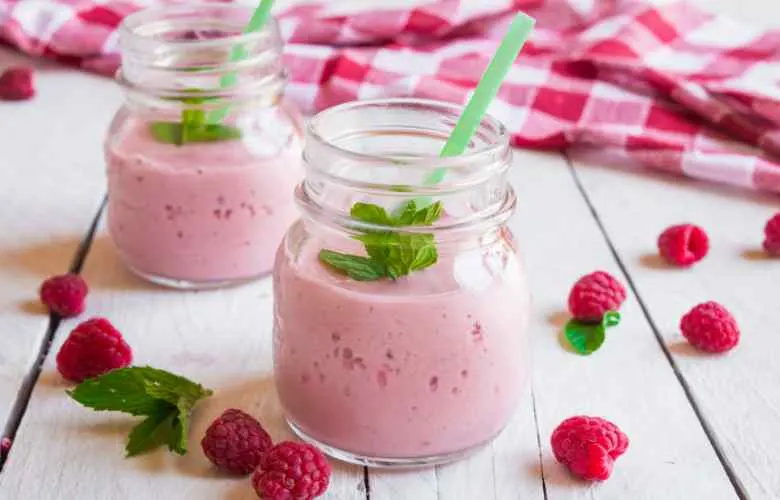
106 117 302 284
273 226 531 459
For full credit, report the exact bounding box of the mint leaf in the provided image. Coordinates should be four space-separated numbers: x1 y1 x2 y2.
68 366 212 457
350 203 394 226
603 311 621 328
138 366 213 407
68 368 165 416
125 401 177 457
414 201 443 225
149 122 183 145
320 201 443 281
564 312 621 355
319 250 386 281
565 320 606 355
150 89 241 146
171 410 188 455
149 122 241 146
409 237 438 271
393 201 419 225
355 231 438 279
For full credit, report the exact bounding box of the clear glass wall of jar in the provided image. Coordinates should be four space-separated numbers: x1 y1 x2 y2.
106 4 303 289
273 98 531 467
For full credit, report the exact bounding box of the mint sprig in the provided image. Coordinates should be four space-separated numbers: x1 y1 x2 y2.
564 311 621 355
68 366 213 457
318 201 442 281
149 90 242 146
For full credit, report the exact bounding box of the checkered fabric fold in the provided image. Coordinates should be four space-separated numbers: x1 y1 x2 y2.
2 0 780 192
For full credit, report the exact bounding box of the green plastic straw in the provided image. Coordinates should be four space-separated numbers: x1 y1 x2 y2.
424 12 535 186
207 0 275 123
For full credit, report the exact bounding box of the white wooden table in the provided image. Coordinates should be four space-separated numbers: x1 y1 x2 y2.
1 0 779 498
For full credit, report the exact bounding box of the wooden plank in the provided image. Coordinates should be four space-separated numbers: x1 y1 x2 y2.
0 48 116 440
510 150 737 499
569 149 780 499
690 0 780 25
0 233 366 498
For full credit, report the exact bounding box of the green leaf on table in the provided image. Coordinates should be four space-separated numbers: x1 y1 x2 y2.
68 366 213 457
138 366 213 408
125 401 178 457
603 311 621 328
563 311 622 355
564 320 606 355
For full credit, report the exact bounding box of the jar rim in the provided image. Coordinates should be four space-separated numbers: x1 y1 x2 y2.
120 3 278 54
306 98 510 171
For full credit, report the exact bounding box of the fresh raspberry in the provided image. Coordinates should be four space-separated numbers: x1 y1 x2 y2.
763 212 780 256
39 274 88 318
201 409 273 475
0 437 11 460
568 271 627 323
657 224 709 267
252 442 331 500
56 318 132 382
680 301 739 353
0 67 35 101
551 416 629 481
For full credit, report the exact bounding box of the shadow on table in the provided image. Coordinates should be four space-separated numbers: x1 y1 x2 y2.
741 248 772 261
667 340 716 358
0 235 87 314
639 253 673 270
223 482 258 500
173 375 288 481
530 455 588 488
79 236 162 292
547 310 580 355
569 148 780 207
0 236 81 277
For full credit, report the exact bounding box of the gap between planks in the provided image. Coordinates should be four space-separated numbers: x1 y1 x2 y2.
0 197 106 473
562 151 749 500
0 195 375 497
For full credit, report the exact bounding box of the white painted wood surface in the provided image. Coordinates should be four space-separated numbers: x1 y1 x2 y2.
0 48 116 437
1 0 779 498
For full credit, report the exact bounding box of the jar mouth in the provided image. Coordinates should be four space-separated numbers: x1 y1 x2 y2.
118 3 285 104
296 183 518 240
307 98 510 172
120 4 276 55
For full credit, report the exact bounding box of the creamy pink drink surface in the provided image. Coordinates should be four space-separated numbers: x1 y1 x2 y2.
106 117 302 283
274 230 531 458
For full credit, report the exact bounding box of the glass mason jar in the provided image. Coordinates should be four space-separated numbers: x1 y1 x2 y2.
105 4 303 289
273 98 531 467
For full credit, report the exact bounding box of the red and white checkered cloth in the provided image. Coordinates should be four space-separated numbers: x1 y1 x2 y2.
2 0 780 193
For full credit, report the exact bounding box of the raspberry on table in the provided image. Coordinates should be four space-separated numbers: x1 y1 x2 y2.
39 273 88 318
201 409 273 475
0 437 11 460
56 318 133 382
680 301 739 353
568 271 627 323
763 212 780 256
551 415 629 481
0 67 35 101
657 224 709 267
252 441 331 500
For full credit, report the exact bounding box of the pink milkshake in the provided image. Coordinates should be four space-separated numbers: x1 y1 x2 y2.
274 226 530 461
106 116 301 286
273 98 529 466
107 4 301 287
